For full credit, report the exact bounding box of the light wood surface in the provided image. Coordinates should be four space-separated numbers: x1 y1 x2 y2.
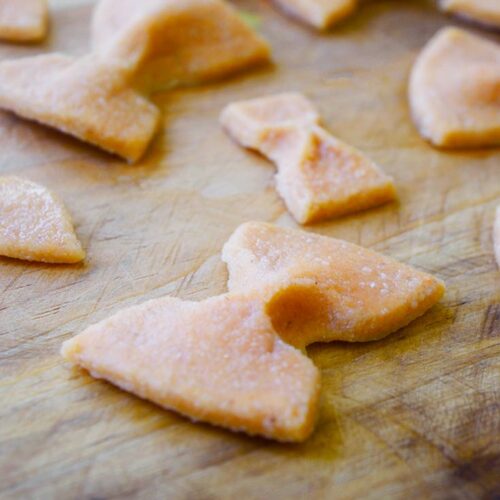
1 1 499 499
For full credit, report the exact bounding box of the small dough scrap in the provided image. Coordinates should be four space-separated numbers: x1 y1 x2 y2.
0 0 48 42
272 0 357 30
61 292 320 442
222 221 445 348
494 206 500 269
221 93 396 224
439 0 500 29
0 54 160 162
91 0 271 92
409 27 500 149
0 176 85 264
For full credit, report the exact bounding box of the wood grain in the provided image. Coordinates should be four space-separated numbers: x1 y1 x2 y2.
0 0 499 499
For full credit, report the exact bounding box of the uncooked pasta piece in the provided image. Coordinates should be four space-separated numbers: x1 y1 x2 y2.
439 0 500 29
221 93 396 224
0 0 48 42
409 27 500 149
0 176 84 264
0 54 160 162
91 0 270 92
62 292 320 442
271 0 357 30
222 221 445 348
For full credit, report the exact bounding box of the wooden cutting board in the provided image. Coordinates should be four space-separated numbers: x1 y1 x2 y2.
1 1 499 498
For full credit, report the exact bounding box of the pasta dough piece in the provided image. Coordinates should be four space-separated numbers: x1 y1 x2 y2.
271 0 357 30
409 27 500 148
0 176 84 264
221 93 396 224
0 54 160 162
91 0 270 92
222 221 445 348
0 0 48 42
439 0 500 29
61 292 320 442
